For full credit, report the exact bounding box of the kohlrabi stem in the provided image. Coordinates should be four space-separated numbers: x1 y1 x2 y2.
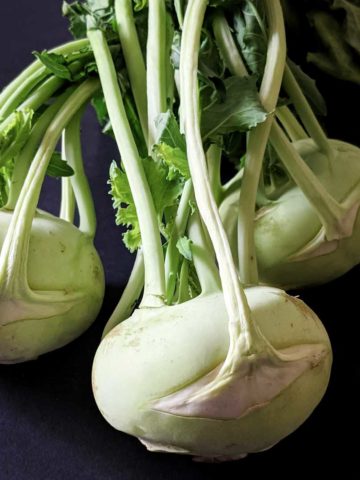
237 0 286 285
87 26 166 307
115 0 148 138
283 64 334 157
165 179 193 303
63 109 97 238
0 39 89 108
187 210 221 295
60 178 76 223
102 249 145 338
207 144 223 206
212 11 306 145
0 69 48 121
59 133 76 223
276 105 307 141
0 79 99 294
14 76 64 115
174 0 185 28
180 0 262 359
6 88 75 210
270 121 348 240
147 0 168 147
176 259 190 303
212 12 248 77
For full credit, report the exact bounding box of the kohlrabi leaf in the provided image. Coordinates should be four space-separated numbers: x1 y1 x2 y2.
0 109 34 167
201 75 268 139
287 59 327 116
176 236 193 261
0 162 13 207
133 0 148 11
332 0 360 54
153 111 190 181
109 160 140 252
62 1 88 38
92 91 109 126
33 51 73 81
155 111 186 151
234 0 267 78
63 0 117 40
109 157 183 251
307 10 360 84
153 143 190 181
199 29 225 79
46 152 75 178
282 0 360 84
143 157 183 219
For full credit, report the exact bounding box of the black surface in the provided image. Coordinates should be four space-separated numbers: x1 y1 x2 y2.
0 2 359 479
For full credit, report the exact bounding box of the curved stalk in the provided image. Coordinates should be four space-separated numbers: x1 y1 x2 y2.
88 26 166 307
0 39 89 108
175 259 190 304
59 133 76 223
187 210 221 295
115 0 148 138
207 144 223 206
270 122 351 240
0 79 99 295
237 0 287 285
283 64 334 157
147 0 168 147
180 0 265 366
0 69 49 121
63 109 97 238
60 178 76 223
6 88 75 210
102 250 145 338
276 105 307 141
164 179 193 303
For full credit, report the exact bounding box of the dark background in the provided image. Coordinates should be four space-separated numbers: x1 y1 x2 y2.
0 1 359 479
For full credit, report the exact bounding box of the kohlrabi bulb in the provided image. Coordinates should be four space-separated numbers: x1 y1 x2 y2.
0 209 105 363
221 139 360 289
92 286 331 461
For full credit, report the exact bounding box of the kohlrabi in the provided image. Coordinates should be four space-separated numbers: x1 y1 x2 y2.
0 48 105 363
90 0 331 461
212 1 360 289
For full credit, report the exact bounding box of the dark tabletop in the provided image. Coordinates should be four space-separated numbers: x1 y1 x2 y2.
0 1 359 479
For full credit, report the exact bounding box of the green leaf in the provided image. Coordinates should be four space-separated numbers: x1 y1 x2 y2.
307 10 360 84
153 111 190 181
62 1 88 38
332 0 360 54
133 0 148 11
155 111 186 151
287 59 327 115
199 28 225 79
109 157 183 251
92 91 108 126
234 0 267 77
33 51 73 81
176 236 193 261
0 161 13 208
143 157 183 218
153 143 190 181
46 152 75 178
63 0 117 40
201 75 268 139
0 109 34 167
109 160 141 252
